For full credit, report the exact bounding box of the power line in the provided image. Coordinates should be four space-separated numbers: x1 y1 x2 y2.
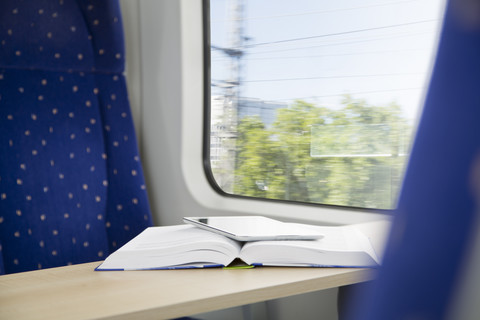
242 30 436 55
213 0 421 22
238 19 437 49
210 87 425 102
211 28 437 59
212 48 429 62
238 72 425 83
273 87 424 101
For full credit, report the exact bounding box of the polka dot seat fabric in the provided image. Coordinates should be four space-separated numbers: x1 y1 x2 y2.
0 0 152 274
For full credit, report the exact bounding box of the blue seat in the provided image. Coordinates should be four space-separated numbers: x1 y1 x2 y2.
346 0 480 319
0 0 152 274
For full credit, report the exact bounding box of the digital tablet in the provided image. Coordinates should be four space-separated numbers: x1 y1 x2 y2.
183 216 324 241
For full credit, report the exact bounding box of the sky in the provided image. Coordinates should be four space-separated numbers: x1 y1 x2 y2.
210 0 447 121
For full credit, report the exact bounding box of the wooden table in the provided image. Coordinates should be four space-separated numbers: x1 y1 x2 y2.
0 262 376 320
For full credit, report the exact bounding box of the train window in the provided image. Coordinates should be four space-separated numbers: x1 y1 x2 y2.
205 0 445 210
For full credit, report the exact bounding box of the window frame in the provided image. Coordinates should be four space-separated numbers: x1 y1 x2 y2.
133 0 390 227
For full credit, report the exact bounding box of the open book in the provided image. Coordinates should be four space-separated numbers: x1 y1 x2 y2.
96 224 380 270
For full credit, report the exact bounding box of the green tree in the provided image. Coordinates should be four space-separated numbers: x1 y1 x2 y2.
270 101 328 201
232 96 411 209
233 116 277 198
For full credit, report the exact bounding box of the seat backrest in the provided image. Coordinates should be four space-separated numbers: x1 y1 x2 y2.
0 0 152 274
346 0 480 319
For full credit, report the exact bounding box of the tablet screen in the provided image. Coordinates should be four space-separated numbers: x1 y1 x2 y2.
183 216 323 241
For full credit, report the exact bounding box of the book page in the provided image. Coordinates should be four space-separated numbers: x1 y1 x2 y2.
98 225 242 270
239 224 379 267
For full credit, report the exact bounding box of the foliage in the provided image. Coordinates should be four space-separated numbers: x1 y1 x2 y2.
232 96 411 209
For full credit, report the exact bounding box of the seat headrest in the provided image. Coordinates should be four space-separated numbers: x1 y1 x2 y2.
0 0 125 74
